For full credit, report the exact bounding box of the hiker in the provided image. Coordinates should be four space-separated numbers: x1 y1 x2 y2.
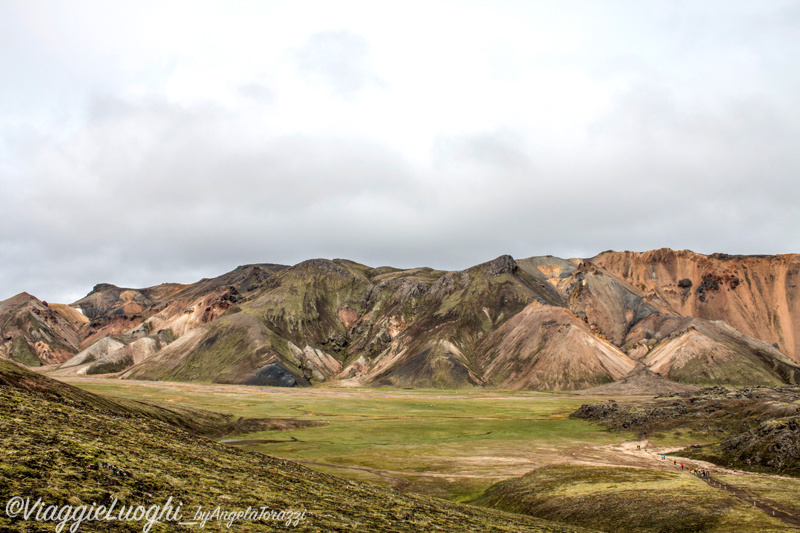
681 462 684 470
673 459 677 465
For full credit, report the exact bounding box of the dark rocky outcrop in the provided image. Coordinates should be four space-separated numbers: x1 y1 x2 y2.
488 254 518 276
244 362 309 387
573 385 800 475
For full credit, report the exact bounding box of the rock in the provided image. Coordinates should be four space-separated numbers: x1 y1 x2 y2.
296 259 352 279
399 279 428 299
61 337 126 368
85 337 159 375
488 255 518 276
429 272 462 298
244 362 309 387
699 274 721 292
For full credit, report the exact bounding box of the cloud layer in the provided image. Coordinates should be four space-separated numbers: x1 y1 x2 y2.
2 1 799 302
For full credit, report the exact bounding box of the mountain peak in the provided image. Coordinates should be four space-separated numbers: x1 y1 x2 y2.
487 254 517 276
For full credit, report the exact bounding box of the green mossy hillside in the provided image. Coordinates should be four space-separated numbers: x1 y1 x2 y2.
473 465 785 532
0 360 592 532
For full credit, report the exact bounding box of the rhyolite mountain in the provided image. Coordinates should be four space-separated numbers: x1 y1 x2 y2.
0 293 85 366
2 249 799 390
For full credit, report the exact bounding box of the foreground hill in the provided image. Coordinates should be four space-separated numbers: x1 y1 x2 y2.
4 249 800 390
0 359 588 532
473 386 800 532
473 464 786 533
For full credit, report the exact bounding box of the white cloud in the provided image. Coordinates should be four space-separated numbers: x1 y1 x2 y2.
1 1 799 302
294 31 382 98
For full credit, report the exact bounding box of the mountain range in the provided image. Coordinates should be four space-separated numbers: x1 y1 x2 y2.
2 249 798 390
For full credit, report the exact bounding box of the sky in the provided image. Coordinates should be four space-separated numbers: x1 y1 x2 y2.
2 1 799 303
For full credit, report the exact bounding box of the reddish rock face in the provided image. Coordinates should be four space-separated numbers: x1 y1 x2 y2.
337 308 359 329
593 249 800 364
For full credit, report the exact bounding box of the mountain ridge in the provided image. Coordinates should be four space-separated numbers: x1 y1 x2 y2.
3 248 799 390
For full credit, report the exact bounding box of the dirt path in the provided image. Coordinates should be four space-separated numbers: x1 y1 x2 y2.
292 438 800 530
294 439 800 529
596 440 800 529
701 474 800 528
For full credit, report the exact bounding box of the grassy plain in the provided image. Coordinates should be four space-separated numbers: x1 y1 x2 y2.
61 378 800 531
64 379 621 501
1 372 587 532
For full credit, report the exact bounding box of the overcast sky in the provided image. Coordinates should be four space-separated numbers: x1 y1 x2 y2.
2 1 799 303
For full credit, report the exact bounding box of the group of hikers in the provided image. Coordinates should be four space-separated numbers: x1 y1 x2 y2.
662 456 713 478
638 430 712 479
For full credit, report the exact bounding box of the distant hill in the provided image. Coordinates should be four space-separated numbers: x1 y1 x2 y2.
0 292 82 365
3 249 799 390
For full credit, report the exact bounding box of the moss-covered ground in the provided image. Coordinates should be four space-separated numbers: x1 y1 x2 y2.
65 379 617 501
472 464 788 532
712 473 800 516
0 363 592 532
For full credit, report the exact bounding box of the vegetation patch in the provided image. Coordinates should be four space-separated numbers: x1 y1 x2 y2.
472 464 785 532
10 337 39 367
